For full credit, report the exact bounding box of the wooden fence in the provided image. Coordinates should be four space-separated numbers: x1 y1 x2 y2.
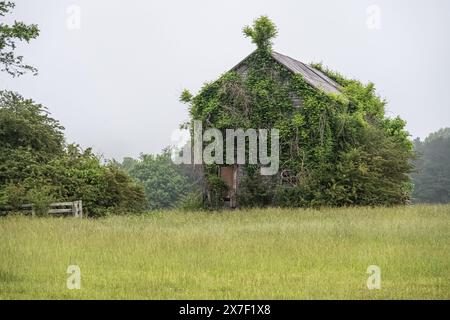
0 200 83 218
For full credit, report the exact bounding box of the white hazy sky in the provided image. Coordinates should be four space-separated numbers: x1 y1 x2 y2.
1 0 449 160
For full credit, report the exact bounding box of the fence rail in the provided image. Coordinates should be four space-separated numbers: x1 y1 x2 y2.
0 200 83 218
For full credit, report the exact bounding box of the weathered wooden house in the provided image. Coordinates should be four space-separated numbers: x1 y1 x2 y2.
187 17 413 208
206 50 341 208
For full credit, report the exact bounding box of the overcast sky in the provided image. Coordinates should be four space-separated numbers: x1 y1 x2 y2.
1 0 449 160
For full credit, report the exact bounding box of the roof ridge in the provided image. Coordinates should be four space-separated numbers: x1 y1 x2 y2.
231 50 340 94
271 51 340 94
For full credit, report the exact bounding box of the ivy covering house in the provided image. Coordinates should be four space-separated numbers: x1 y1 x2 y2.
180 16 413 208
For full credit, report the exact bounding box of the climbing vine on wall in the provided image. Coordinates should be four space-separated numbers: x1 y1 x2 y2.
181 16 413 208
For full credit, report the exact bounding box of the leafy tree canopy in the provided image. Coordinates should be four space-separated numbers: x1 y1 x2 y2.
0 3 147 216
242 15 278 51
0 91 64 155
0 1 39 77
121 150 200 210
0 91 147 216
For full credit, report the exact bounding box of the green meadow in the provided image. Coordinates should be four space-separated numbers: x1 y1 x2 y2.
0 205 449 299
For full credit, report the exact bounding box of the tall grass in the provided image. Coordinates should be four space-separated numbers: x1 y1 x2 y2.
0 205 449 299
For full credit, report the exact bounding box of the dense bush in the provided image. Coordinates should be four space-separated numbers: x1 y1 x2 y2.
0 91 147 216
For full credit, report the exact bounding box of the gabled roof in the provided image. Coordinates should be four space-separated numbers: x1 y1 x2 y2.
232 51 341 94
271 52 341 94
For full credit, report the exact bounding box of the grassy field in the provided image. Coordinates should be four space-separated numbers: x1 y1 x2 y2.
0 205 449 299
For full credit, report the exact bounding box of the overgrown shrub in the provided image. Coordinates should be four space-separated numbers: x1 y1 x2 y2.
0 183 27 209
25 187 56 216
176 192 204 211
205 174 228 209
0 91 147 216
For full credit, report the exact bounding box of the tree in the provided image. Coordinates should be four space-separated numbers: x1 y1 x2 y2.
123 151 197 210
0 90 64 187
0 1 39 77
0 91 147 216
242 16 278 51
0 3 147 215
412 128 450 203
0 91 64 155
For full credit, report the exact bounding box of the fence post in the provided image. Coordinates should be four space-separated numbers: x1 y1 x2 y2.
71 200 83 218
31 204 35 217
71 201 77 217
78 200 83 218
